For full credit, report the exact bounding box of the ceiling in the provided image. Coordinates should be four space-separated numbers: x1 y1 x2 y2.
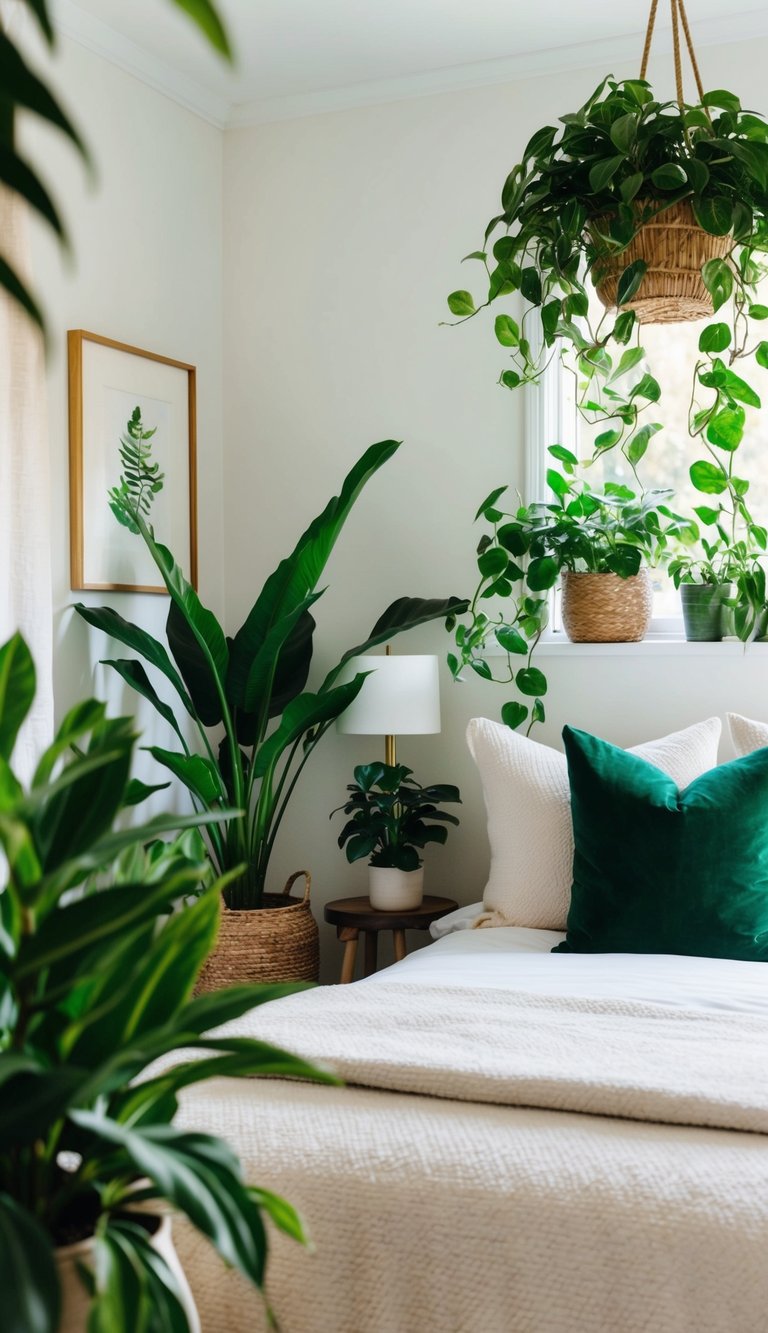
52 0 768 128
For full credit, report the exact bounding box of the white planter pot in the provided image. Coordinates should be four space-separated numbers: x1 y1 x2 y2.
368 866 424 911
57 1213 200 1333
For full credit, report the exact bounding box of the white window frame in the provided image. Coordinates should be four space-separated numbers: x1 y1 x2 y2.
524 320 684 641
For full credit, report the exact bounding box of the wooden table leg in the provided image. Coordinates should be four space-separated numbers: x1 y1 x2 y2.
393 929 407 962
363 930 378 977
339 926 359 984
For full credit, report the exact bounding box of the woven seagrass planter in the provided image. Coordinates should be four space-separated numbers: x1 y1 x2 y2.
561 570 653 643
590 201 731 324
196 870 320 993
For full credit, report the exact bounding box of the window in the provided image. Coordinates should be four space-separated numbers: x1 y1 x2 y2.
526 302 768 638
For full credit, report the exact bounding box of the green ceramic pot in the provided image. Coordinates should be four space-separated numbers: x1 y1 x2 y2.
680 582 726 642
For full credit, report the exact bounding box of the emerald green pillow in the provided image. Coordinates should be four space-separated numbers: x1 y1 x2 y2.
555 725 768 961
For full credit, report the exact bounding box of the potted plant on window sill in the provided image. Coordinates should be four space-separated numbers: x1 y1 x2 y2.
448 459 693 731
76 414 467 989
0 632 333 1333
331 762 461 911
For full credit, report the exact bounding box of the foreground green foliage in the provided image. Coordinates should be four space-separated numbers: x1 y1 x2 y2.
332 763 461 872
446 77 768 727
77 418 467 908
0 632 332 1332
0 0 230 333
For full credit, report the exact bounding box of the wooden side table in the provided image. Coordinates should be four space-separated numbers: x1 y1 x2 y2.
324 895 458 983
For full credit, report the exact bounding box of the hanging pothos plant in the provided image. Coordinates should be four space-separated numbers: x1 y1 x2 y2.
445 67 768 732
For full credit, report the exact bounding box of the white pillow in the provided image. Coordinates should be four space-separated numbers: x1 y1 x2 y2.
727 713 768 756
466 716 722 931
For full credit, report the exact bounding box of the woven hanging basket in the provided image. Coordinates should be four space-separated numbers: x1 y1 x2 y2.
561 570 653 643
196 870 320 993
589 201 731 325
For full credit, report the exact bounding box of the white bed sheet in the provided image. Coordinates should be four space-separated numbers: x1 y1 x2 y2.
370 921 768 1016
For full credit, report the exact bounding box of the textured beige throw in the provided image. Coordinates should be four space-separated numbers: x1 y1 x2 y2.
174 982 768 1333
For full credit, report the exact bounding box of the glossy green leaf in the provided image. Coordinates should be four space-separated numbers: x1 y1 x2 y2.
0 633 35 762
650 162 688 190
589 155 624 193
501 701 529 730
690 460 729 495
693 197 734 236
102 659 185 744
526 556 559 592
701 257 733 311
253 678 366 780
496 626 528 655
447 290 475 316
516 668 548 697
145 748 225 806
494 314 519 347
322 597 468 694
74 604 196 719
616 259 647 306
706 406 745 451
698 323 731 354
0 1193 59 1333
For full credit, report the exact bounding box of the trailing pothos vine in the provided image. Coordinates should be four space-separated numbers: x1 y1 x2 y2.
445 76 768 731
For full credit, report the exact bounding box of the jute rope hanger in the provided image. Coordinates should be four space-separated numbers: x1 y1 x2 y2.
639 0 709 112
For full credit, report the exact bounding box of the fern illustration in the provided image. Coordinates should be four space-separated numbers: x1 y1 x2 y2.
108 406 164 534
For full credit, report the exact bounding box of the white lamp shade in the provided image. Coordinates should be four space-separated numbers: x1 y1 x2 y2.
336 655 441 736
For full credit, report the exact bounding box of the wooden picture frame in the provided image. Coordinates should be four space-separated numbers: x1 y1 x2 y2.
68 330 197 593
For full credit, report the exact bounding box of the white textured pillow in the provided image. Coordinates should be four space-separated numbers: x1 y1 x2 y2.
467 716 722 931
727 712 768 756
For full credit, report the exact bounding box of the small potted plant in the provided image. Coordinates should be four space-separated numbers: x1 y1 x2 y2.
668 539 738 641
448 458 694 733
331 762 461 910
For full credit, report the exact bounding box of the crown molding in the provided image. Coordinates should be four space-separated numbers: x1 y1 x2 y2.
230 10 768 127
53 2 768 132
54 0 230 128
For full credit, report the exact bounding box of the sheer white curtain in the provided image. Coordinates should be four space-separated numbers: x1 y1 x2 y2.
0 186 54 777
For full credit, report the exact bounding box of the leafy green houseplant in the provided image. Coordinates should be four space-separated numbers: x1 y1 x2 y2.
445 69 768 728
0 631 332 1333
1 0 230 334
76 414 466 926
450 461 693 731
331 762 461 911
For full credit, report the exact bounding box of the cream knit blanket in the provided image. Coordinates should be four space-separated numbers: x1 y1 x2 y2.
175 982 768 1333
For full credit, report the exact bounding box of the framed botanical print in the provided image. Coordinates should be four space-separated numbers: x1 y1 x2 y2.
68 330 197 592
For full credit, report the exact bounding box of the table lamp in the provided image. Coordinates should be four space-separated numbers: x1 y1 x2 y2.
336 647 441 765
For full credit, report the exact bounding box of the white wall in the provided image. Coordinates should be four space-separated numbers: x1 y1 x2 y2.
223 35 768 974
24 32 223 809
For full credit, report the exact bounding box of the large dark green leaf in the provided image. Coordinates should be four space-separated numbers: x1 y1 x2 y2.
228 441 400 708
0 145 66 242
103 659 185 745
32 718 135 873
0 253 45 333
166 599 225 728
0 31 88 158
0 633 35 762
145 747 225 806
66 888 222 1065
0 1067 86 1150
90 1221 190 1333
322 596 469 692
253 678 367 779
70 1115 269 1289
0 1193 59 1333
239 593 322 716
74 604 196 719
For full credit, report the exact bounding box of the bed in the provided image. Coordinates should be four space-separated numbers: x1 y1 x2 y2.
174 921 768 1333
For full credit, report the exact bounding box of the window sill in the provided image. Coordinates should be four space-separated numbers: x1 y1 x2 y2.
531 636 756 658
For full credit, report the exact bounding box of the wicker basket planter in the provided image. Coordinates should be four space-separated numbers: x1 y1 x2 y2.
590 201 731 324
196 871 319 993
561 570 653 643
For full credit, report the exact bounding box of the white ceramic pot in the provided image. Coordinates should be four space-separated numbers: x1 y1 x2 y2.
57 1213 200 1333
368 866 424 911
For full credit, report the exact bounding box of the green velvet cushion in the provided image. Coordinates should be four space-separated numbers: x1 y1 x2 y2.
555 725 768 961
